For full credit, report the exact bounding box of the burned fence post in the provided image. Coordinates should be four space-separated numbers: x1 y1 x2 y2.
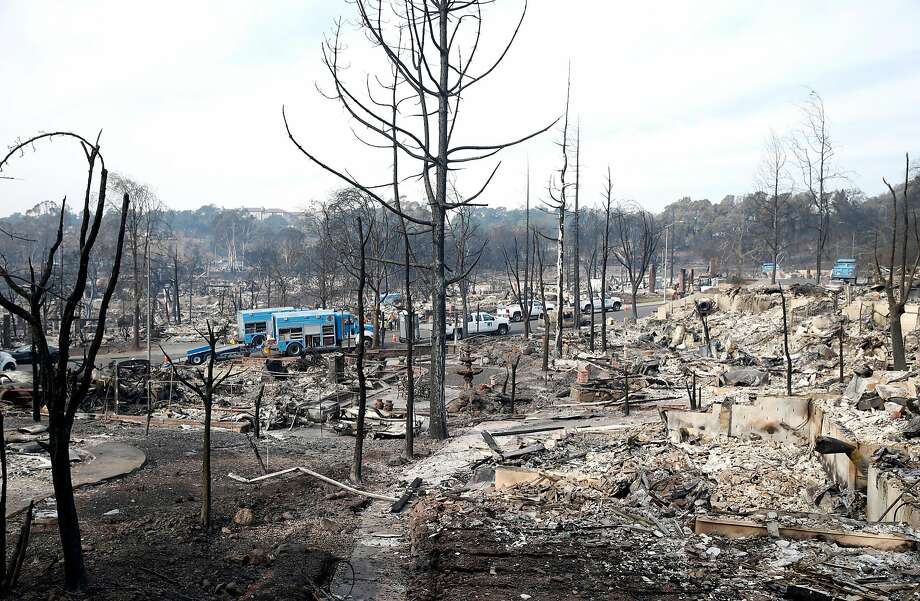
253 384 265 439
623 371 630 416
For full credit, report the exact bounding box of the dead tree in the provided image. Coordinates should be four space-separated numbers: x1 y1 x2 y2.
534 230 550 371
755 130 792 284
583 236 599 352
875 153 919 370
780 288 792 395
326 196 375 480
541 69 573 357
611 203 661 321
162 321 239 530
600 167 614 351
0 131 129 592
366 208 396 348
766 284 793 395
792 91 839 283
111 175 160 350
351 216 372 482
572 121 582 322
523 166 533 336
448 204 482 339
284 0 553 440
501 235 529 333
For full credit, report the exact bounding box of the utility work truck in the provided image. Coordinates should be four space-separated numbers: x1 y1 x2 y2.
237 307 295 346
270 309 374 356
831 258 857 283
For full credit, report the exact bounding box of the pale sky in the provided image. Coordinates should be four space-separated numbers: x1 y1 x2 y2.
2 1 918 218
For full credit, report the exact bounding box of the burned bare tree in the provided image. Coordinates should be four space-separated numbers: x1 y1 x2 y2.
582 216 600 352
284 0 553 439
162 320 240 530
111 175 160 350
366 208 396 348
533 230 550 371
379 50 422 460
542 70 573 357
756 130 792 284
792 91 839 283
501 234 529 334
0 131 130 591
875 154 919 370
352 216 372 481
448 204 482 339
611 203 660 321
600 167 614 351
572 122 582 322
523 167 533 336
500 171 535 336
326 193 375 480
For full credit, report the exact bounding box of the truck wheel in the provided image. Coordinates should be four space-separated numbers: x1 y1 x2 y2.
363 337 374 349
613 302 622 312
251 335 265 347
497 324 509 335
511 312 521 322
2 363 15 371
286 342 303 357
189 354 206 365
454 329 463 340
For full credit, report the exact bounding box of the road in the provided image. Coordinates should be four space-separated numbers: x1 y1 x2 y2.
9 301 664 370
422 301 663 341
503 301 662 335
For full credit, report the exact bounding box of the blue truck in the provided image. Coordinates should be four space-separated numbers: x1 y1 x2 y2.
185 343 248 365
236 307 296 346
831 258 857 283
271 309 375 356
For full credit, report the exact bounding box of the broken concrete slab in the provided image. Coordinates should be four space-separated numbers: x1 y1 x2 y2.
5 442 147 518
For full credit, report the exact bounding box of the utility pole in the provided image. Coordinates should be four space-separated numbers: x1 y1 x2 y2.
661 221 684 302
662 227 669 303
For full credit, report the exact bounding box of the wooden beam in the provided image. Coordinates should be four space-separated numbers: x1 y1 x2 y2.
693 516 918 552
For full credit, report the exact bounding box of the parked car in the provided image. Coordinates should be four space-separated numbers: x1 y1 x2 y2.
446 312 510 338
496 300 552 322
579 296 623 313
7 344 59 365
0 351 16 371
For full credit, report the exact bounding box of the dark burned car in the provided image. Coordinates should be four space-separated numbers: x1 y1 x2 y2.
7 344 59 365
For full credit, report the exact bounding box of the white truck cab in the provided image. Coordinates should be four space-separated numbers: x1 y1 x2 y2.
496 301 549 322
447 311 510 338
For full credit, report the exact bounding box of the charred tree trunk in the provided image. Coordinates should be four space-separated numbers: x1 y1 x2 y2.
572 124 581 326
352 216 369 481
48 408 86 590
201 388 212 529
779 287 792 396
403 236 415 461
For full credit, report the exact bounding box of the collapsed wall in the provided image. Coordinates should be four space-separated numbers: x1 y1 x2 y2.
657 285 920 529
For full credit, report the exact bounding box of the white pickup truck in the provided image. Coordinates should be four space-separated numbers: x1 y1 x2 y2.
496 300 553 322
579 296 623 313
446 311 510 338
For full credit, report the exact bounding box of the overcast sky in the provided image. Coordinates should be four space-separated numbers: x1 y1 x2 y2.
2 1 918 218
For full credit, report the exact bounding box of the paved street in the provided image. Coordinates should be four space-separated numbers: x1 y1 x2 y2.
8 302 665 371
